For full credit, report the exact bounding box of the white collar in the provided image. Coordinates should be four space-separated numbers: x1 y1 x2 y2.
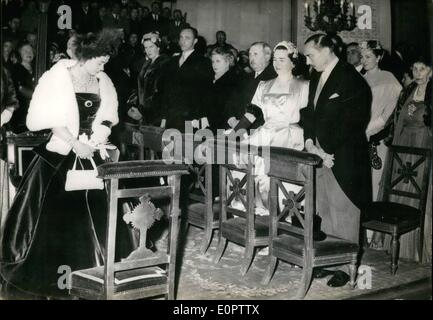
182 49 194 60
355 64 363 72
320 56 339 84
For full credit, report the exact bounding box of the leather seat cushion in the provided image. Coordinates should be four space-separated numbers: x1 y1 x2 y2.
363 201 420 224
222 216 269 238
273 233 359 257
188 202 220 221
71 266 167 294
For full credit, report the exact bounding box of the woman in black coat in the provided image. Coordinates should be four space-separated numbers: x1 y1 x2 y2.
134 32 170 126
205 46 239 133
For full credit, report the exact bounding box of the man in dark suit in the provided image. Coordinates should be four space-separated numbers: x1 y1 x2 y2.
224 42 277 129
73 1 94 34
160 27 213 132
167 9 189 52
301 33 372 286
143 1 169 36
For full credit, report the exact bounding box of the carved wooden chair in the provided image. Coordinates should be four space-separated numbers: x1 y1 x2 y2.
362 145 431 274
139 125 166 161
213 142 269 276
261 147 359 299
69 161 188 300
119 122 145 160
183 160 220 253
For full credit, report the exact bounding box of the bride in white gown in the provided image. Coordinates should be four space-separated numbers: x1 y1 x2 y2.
231 41 309 215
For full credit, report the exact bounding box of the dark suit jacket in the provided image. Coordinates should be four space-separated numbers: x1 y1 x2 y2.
161 50 213 131
143 15 169 36
224 63 277 126
301 60 372 209
168 20 190 43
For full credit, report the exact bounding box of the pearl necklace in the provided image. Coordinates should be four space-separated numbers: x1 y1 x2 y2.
70 67 97 92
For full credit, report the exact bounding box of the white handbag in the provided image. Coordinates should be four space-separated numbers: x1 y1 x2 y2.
65 156 104 191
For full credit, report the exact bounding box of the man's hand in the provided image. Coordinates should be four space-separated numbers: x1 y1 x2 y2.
305 139 335 168
227 117 239 129
322 153 335 168
0 109 13 127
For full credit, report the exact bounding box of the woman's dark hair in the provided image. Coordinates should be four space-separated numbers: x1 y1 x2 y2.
74 28 122 61
274 45 308 78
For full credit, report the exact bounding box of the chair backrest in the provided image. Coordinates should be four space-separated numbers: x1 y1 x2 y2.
96 160 189 299
219 140 256 236
382 145 431 213
267 147 322 249
139 125 166 160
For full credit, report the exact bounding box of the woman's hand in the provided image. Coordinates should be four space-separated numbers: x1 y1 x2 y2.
73 141 95 159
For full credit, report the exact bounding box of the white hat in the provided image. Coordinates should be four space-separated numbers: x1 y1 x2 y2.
274 41 299 58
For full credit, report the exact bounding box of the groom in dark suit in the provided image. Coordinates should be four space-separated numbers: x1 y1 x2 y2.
301 34 372 287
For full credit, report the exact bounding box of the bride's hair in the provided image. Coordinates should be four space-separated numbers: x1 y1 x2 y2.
274 45 308 78
74 28 123 61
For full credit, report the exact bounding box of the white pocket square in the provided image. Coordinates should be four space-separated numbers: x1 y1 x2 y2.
329 93 340 99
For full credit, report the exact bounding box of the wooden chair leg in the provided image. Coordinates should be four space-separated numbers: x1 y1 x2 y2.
261 256 278 285
240 245 255 276
349 260 358 289
391 233 400 275
418 227 424 262
200 228 213 254
214 237 227 263
296 265 313 299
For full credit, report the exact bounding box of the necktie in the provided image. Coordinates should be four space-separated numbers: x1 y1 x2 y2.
179 53 186 67
314 73 324 108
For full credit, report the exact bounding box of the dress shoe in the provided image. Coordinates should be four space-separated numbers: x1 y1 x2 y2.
326 270 350 287
312 268 335 279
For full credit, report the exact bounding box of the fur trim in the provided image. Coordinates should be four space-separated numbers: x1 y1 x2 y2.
26 59 118 155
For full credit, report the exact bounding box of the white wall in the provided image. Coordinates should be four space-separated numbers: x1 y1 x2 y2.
174 0 293 51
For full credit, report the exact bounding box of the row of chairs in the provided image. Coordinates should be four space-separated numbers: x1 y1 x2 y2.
182 138 431 297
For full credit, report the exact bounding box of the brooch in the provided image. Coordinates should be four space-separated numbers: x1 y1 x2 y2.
84 100 93 108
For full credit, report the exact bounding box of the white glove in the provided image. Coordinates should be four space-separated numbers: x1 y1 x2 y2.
322 153 335 168
90 124 111 145
227 117 239 129
191 119 200 129
127 107 143 121
1 109 13 127
200 117 209 129
97 143 117 160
